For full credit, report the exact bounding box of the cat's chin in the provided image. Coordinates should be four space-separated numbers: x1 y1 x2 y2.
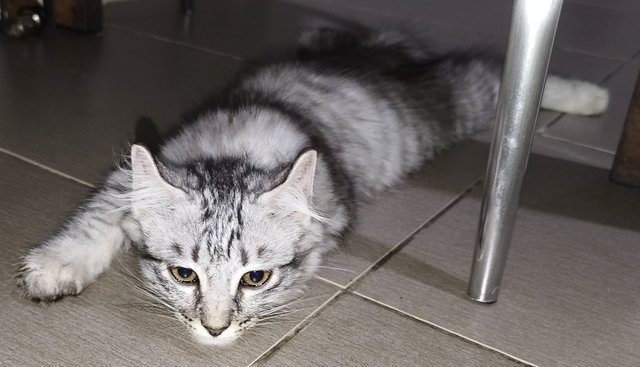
193 333 237 347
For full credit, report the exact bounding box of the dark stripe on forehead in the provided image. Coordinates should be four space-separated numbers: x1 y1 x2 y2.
191 245 200 263
226 230 235 259
202 206 213 221
236 193 244 227
210 241 224 260
240 247 248 266
172 243 183 257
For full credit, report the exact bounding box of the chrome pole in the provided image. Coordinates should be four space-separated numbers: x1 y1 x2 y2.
468 0 563 303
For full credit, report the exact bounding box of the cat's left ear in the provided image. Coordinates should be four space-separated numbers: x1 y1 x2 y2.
260 150 317 207
130 144 184 210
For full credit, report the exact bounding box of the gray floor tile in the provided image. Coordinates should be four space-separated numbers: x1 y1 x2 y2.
285 0 512 39
543 59 640 153
490 0 640 60
531 135 614 169
554 2 640 60
0 27 244 184
106 0 502 60
105 0 353 61
0 153 338 366
318 141 489 286
355 154 640 367
292 0 640 60
474 130 615 169
281 0 504 54
260 294 524 367
568 0 640 14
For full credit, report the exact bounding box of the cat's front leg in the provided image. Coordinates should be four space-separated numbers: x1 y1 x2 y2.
16 169 132 301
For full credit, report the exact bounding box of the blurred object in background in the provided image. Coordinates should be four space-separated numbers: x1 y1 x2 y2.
1 0 45 37
1 0 102 37
54 0 102 33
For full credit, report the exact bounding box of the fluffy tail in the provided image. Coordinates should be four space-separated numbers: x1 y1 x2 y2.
541 75 609 116
299 28 609 117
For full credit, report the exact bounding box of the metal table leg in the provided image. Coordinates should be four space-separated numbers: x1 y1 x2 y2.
468 0 564 303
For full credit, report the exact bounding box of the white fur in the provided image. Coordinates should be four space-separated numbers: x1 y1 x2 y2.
17 214 129 299
541 75 609 116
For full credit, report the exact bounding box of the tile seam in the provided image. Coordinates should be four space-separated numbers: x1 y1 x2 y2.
350 290 540 367
247 177 482 366
102 24 251 63
0 147 96 188
246 288 346 366
342 177 483 292
537 132 617 154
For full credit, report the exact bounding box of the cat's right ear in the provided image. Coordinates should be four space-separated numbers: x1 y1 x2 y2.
130 144 184 209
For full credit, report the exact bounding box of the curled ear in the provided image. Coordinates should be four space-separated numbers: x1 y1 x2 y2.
260 150 317 216
130 144 183 209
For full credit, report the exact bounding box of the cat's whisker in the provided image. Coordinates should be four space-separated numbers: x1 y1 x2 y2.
262 296 326 316
263 307 310 318
118 283 180 315
118 303 185 327
263 294 326 312
126 282 179 313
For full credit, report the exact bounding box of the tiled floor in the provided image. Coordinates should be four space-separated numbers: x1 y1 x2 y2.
1 0 639 366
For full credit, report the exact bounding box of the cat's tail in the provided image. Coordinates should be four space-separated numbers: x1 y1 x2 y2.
298 27 433 60
300 27 609 117
433 54 609 143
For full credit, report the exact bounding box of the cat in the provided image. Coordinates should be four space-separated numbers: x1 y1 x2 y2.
15 28 609 346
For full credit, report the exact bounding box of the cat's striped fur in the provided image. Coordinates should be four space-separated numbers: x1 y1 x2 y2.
15 28 608 345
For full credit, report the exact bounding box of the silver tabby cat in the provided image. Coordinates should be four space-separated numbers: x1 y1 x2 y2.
15 29 608 345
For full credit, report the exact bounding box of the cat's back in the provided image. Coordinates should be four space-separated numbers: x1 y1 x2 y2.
159 53 426 196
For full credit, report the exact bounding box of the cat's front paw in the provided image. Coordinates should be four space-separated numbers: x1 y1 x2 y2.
15 247 86 302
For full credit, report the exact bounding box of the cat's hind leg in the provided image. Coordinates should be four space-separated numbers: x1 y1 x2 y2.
15 169 132 301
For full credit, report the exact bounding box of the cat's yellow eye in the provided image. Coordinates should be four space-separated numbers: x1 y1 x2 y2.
240 270 272 287
170 266 198 283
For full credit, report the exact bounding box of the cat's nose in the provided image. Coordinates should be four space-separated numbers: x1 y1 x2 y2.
204 323 230 337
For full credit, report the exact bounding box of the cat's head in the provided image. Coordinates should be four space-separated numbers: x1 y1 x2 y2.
126 145 326 346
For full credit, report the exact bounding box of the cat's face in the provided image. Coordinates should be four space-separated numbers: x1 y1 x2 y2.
129 145 323 346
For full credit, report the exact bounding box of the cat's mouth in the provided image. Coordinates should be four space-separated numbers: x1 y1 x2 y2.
185 317 252 346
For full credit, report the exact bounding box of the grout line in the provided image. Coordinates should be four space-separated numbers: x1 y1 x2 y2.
554 47 630 63
312 275 347 290
350 291 540 367
103 24 251 63
0 147 96 188
248 178 482 366
538 132 616 154
246 288 345 367
565 0 640 17
342 177 482 292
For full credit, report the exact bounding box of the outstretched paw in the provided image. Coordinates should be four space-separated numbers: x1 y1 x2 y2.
15 248 86 302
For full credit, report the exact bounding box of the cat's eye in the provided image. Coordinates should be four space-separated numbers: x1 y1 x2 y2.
169 266 198 283
240 270 272 287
